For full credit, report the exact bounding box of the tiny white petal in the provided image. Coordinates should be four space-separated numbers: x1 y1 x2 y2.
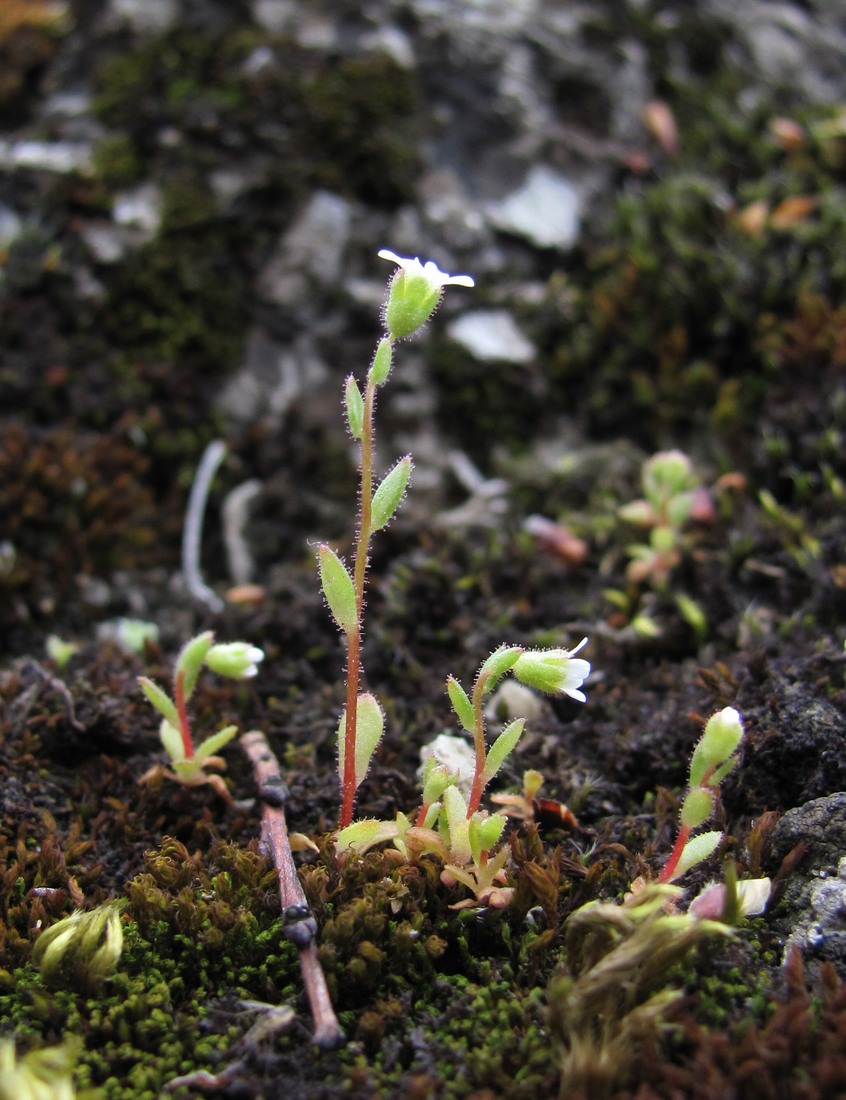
378 248 475 290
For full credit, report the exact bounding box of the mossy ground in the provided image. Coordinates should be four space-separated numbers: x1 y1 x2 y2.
3 8 846 1099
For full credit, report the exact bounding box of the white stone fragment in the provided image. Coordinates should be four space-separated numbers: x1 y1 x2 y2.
258 191 351 305
484 681 544 723
486 165 581 248
0 141 92 174
110 0 179 33
447 309 535 363
418 734 476 798
112 183 162 234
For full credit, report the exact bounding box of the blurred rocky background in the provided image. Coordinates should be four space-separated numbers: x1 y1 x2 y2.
2 0 846 654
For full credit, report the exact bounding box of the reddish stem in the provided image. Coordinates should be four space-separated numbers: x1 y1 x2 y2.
657 822 690 884
466 675 488 817
174 669 194 759
339 377 378 829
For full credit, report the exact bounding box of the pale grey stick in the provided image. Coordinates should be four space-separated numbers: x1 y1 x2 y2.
182 439 227 612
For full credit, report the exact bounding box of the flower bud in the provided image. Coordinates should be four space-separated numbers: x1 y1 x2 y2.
378 249 474 341
205 641 264 679
512 639 590 702
689 706 744 788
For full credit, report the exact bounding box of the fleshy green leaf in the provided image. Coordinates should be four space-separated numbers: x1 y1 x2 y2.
159 719 184 763
317 545 357 635
672 830 723 880
477 646 523 694
442 785 471 865
680 787 715 829
336 818 398 855
344 375 364 439
337 693 385 787
138 677 179 728
480 718 525 786
689 707 744 787
469 811 506 862
175 632 215 699
369 337 393 385
194 725 239 763
447 676 475 733
371 456 412 531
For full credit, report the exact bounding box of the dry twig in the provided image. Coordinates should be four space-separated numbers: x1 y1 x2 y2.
241 729 343 1049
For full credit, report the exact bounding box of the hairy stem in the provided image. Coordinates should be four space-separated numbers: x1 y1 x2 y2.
466 674 489 816
340 375 378 828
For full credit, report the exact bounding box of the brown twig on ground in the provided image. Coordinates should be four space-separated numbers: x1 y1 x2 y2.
241 729 343 1049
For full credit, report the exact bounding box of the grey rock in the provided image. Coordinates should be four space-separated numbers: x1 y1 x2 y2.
770 796 846 976
258 192 352 308
770 793 846 872
768 794 846 979
219 329 331 430
108 0 180 33
0 141 93 174
112 183 163 236
486 165 581 249
447 309 535 363
745 691 846 810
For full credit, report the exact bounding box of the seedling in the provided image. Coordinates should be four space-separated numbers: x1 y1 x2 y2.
656 705 744 884
138 631 264 799
619 449 713 586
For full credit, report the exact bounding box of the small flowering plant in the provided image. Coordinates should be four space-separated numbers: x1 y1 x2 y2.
318 249 475 829
138 631 264 800
317 249 592 906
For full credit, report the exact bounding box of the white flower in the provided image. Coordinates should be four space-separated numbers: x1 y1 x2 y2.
512 638 591 702
377 249 475 289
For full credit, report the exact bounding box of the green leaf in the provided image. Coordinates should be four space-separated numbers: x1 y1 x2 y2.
317 544 357 634
159 719 184 763
371 456 412 531
194 725 239 763
175 632 215 699
442 785 471 865
680 787 715 830
468 811 505 862
337 693 384 787
369 337 393 385
138 677 179 728
336 818 398 855
447 676 475 733
480 718 525 785
344 375 364 439
673 830 723 880
477 645 523 694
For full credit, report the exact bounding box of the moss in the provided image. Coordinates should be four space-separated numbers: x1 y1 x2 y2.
92 27 422 208
541 99 846 454
91 136 143 191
